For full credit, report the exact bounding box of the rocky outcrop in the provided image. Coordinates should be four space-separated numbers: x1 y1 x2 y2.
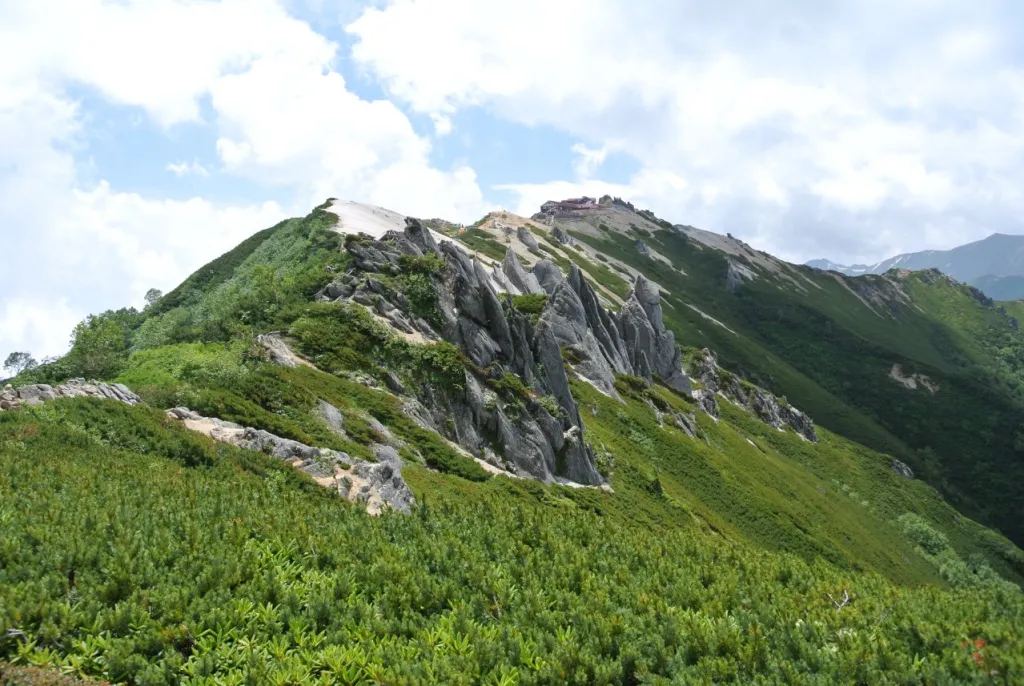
689 349 819 442
517 226 540 250
726 259 755 292
165 407 415 515
531 259 565 294
635 240 651 257
619 276 692 394
258 332 315 368
502 249 545 295
0 379 142 411
889 364 939 394
317 219 606 486
551 226 574 246
891 458 914 479
537 273 622 398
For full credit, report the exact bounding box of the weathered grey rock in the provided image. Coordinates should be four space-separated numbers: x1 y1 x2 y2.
567 264 632 375
317 400 346 437
1 380 142 411
517 226 540 250
489 264 516 293
726 259 755 293
502 249 545 295
347 241 396 272
618 276 692 394
17 384 56 405
536 278 620 397
635 240 651 257
551 226 574 245
891 458 914 479
535 327 582 427
692 389 720 418
259 333 298 367
404 217 441 256
672 411 699 438
780 405 818 442
504 305 540 389
167 407 415 515
383 371 406 395
325 216 608 487
688 349 817 442
167 406 202 421
531 259 564 294
494 407 556 480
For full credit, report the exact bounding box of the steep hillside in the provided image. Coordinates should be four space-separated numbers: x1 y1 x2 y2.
3 197 1024 683
808 232 1024 283
522 196 1024 547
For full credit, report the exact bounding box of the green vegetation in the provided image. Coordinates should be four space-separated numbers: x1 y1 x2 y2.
456 229 508 262
6 201 1024 683
511 294 549 325
566 221 1024 547
2 399 1023 684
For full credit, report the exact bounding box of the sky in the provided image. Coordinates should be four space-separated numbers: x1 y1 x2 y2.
3 0 1024 365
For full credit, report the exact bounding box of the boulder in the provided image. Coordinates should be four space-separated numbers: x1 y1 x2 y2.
531 259 565 295
517 226 540 250
891 458 914 479
551 226 574 245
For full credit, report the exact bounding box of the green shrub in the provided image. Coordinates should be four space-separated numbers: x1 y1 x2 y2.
897 513 950 555
511 293 549 324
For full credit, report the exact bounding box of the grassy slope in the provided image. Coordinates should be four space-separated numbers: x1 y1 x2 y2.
566 220 1024 547
4 204 1024 682
2 398 1023 684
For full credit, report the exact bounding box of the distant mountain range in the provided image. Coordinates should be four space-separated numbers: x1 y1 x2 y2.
808 233 1024 300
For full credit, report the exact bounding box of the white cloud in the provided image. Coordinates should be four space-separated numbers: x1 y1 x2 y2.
348 0 1024 263
58 183 288 308
570 143 609 180
0 0 490 364
166 160 210 177
0 299 82 363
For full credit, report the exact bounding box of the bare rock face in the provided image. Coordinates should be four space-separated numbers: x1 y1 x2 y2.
618 276 692 395
531 259 565 295
315 219 607 487
0 380 142 411
689 349 819 442
502 249 545 295
536 276 621 398
725 259 756 293
166 407 416 515
551 226 574 246
517 225 540 250
891 458 915 479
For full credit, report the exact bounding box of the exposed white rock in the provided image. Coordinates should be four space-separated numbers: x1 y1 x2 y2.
166 407 415 516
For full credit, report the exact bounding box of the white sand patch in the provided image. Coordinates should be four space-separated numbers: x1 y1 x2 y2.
328 199 510 294
685 304 738 335
889 363 939 394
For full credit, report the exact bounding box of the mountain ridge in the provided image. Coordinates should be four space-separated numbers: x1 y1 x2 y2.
808 232 1024 300
3 194 1024 682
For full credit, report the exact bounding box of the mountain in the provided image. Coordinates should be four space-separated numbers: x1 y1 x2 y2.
969 274 1024 301
808 232 1024 289
3 195 1024 682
